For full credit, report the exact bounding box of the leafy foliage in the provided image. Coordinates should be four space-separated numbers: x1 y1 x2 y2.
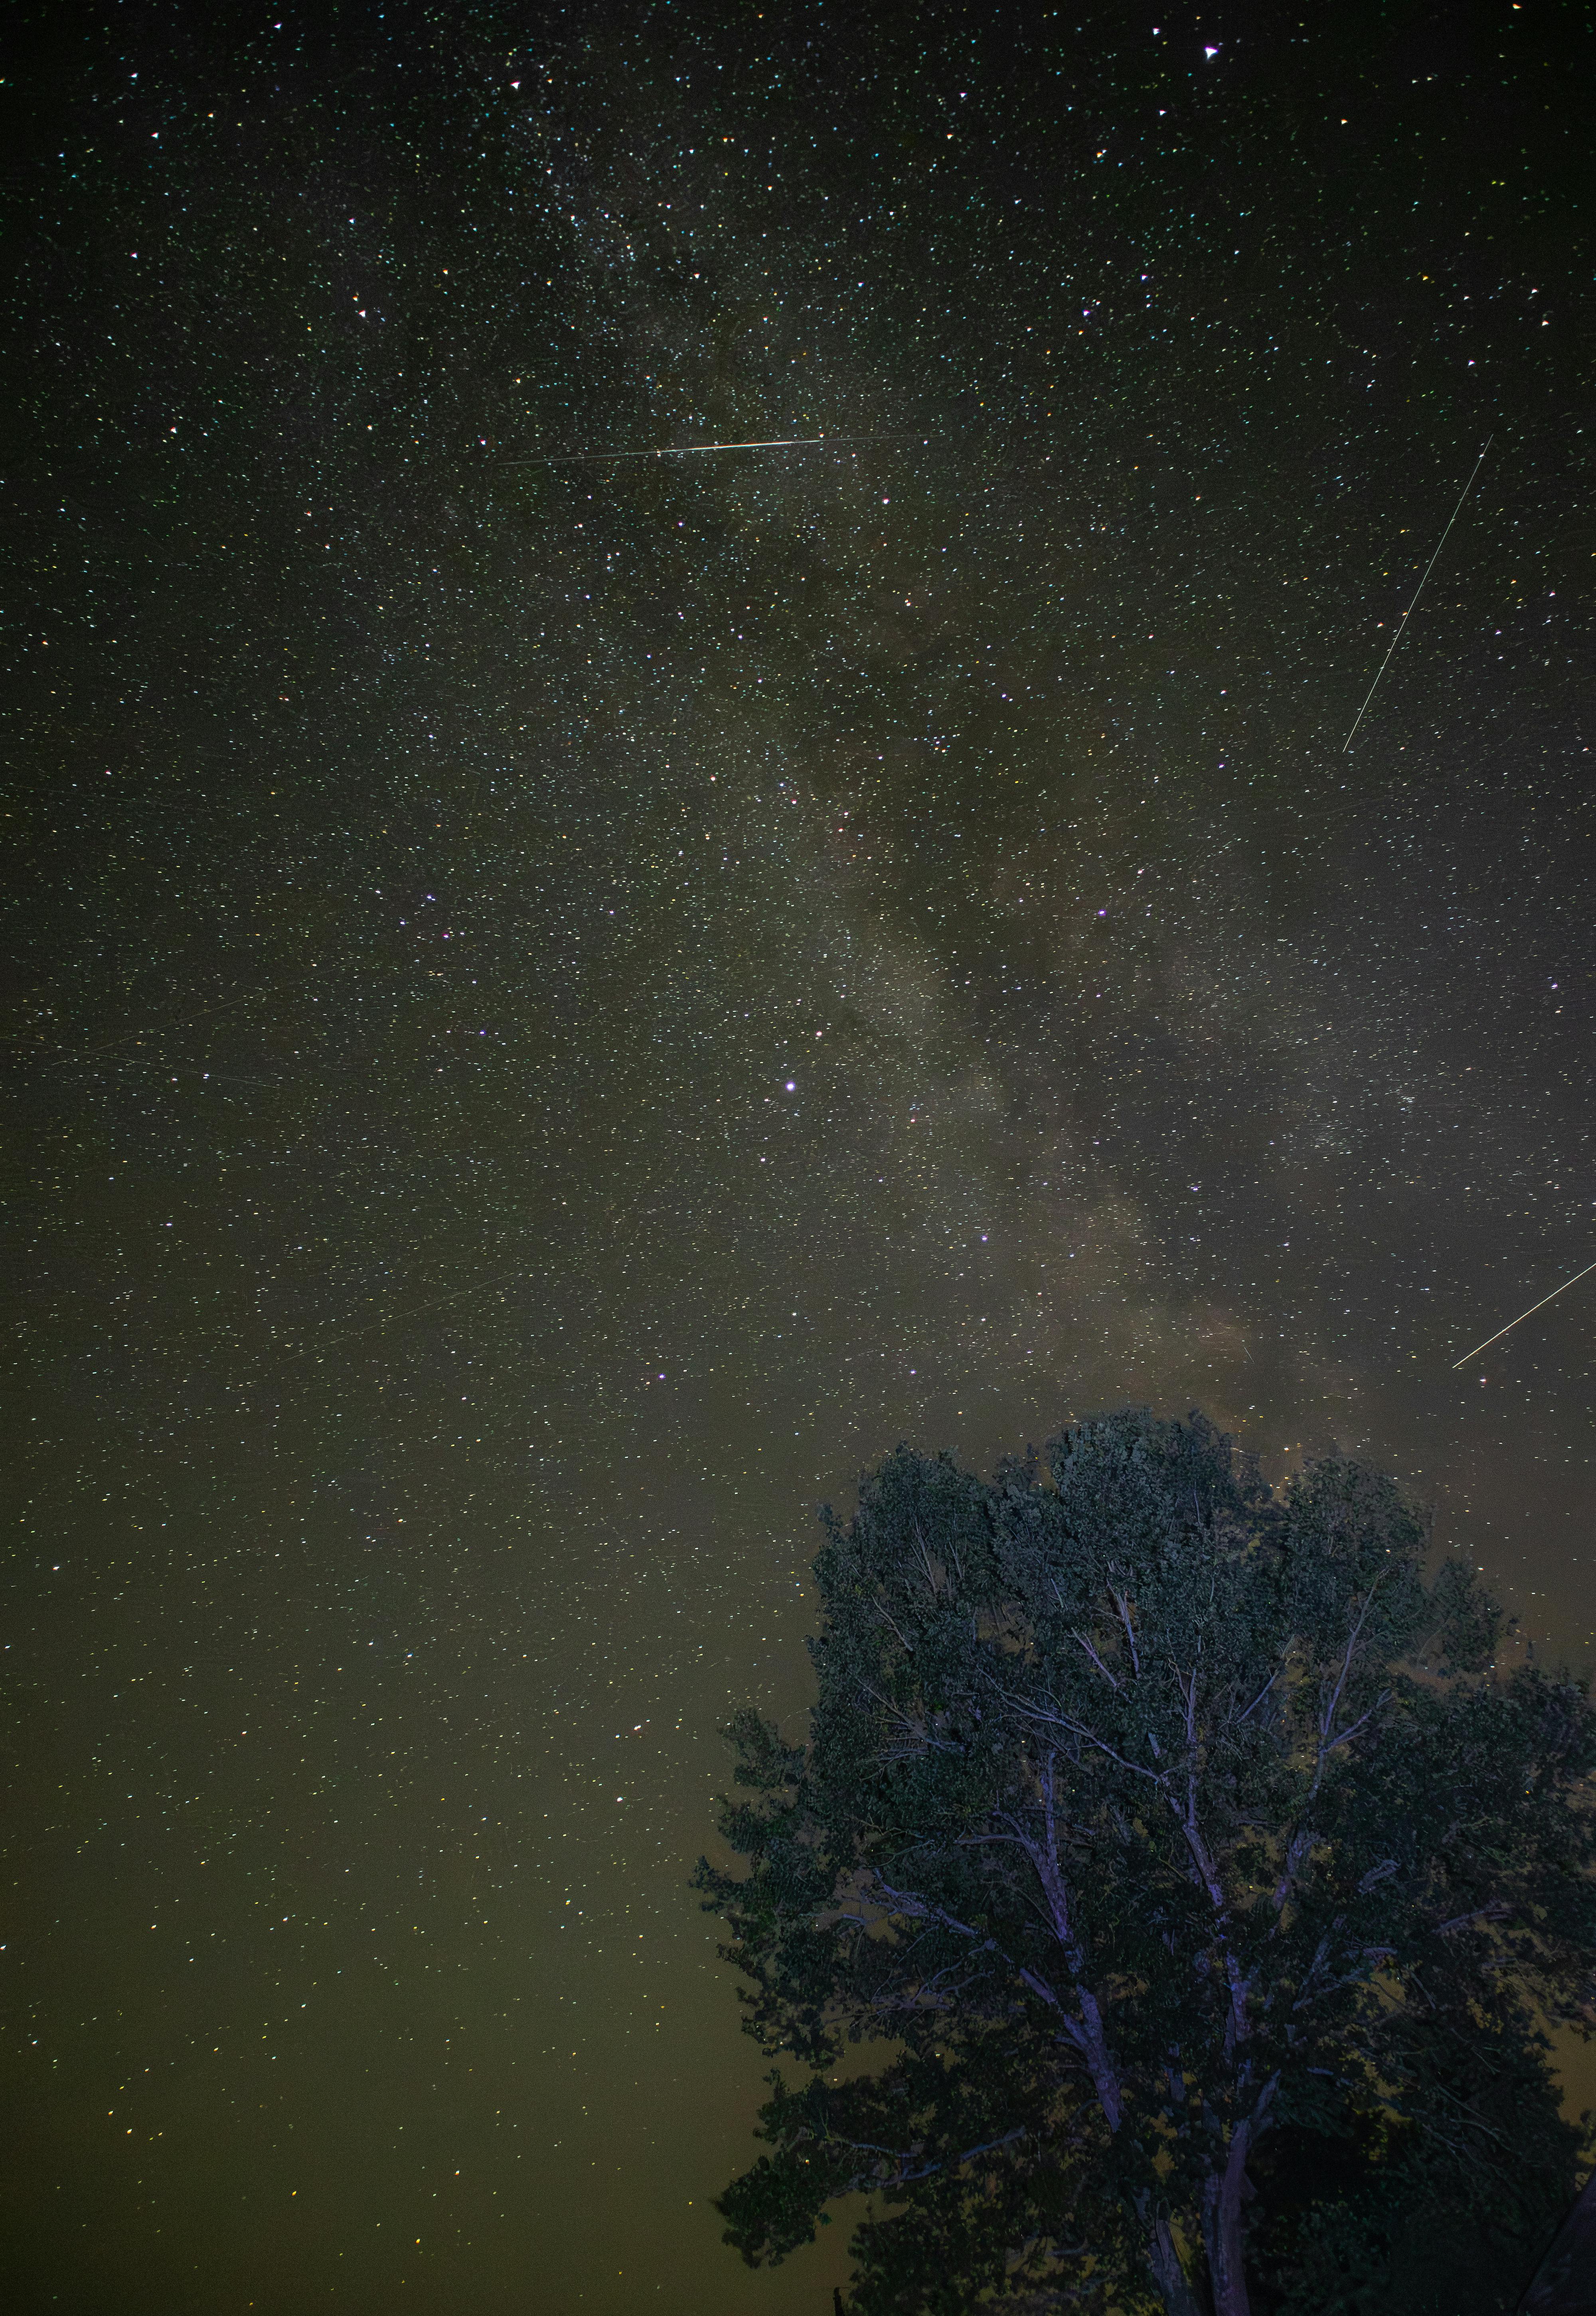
694 1411 1596 2316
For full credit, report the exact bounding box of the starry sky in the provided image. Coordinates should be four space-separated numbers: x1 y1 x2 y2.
4 3 1594 2310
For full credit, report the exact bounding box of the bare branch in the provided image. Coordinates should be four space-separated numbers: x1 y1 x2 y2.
864 1875 985 1942
1070 1628 1121 1690
1236 1670 1280 1726
875 1599 917 1657
1108 1581 1142 1678
1291 1944 1394 2012
1019 1963 1071 2016
859 1681 964 1762
998 1688 1164 1784
1434 1899 1512 1937
1322 1691 1390 1757
1316 1573 1390 1770
832 2122 1027 2190
909 1513 942 1600
1272 1826 1316 1919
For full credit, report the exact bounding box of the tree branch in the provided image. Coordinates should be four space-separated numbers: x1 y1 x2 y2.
909 1513 943 1600
1433 1898 1512 1937
1315 1574 1389 1782
1322 1691 1389 1757
999 1689 1164 1784
826 2122 1028 2191
1236 1670 1280 1726
1271 1827 1316 1919
874 1600 917 1657
1070 1628 1121 1689
1108 1580 1142 1678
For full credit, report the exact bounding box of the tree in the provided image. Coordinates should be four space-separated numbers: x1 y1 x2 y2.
694 1410 1596 2316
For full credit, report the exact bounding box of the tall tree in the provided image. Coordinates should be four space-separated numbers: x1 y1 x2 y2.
695 1412 1596 2316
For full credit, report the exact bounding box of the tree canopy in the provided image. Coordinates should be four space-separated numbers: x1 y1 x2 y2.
695 1410 1596 2316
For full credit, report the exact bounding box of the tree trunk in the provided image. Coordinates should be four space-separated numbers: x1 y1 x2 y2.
1201 2122 1254 2316
1144 2212 1205 2316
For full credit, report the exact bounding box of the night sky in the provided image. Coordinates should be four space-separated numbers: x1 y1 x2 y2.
4 3 1594 2310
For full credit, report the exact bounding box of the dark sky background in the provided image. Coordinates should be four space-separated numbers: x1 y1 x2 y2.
3 1 1594 2309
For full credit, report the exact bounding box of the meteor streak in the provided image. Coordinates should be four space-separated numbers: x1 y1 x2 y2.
1343 435 1492 752
498 432 922 467
1451 1252 1596 1369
